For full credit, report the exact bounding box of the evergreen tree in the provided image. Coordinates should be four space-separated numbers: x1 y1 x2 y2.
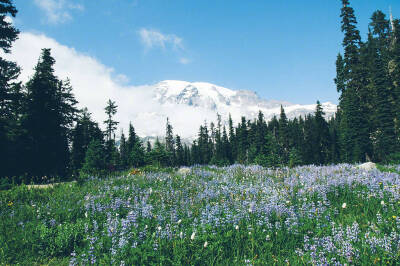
23 49 78 179
338 0 370 162
370 40 396 161
146 137 169 166
0 0 21 177
390 19 400 147
237 116 248 163
165 118 175 164
254 132 281 167
81 139 105 175
119 130 128 169
104 99 118 142
278 106 289 163
71 108 103 173
103 99 118 170
146 140 151 153
175 135 184 166
228 114 236 162
314 101 331 164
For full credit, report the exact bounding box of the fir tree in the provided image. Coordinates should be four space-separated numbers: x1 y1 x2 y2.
165 118 175 164
278 106 289 163
338 0 370 162
175 135 184 166
370 40 396 161
119 130 128 169
71 108 103 173
103 99 118 170
104 99 118 142
314 101 331 164
81 139 105 175
0 0 21 177
23 49 78 179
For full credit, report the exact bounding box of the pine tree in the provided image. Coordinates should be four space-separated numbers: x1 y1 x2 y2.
81 139 105 175
175 135 184 166
278 106 289 163
127 122 137 156
314 101 331 164
71 108 103 173
165 118 175 165
119 130 128 169
338 0 370 162
390 19 400 147
334 53 346 95
104 99 118 142
103 99 118 170
228 114 236 162
23 49 78 179
0 0 21 178
147 137 169 166
146 140 152 153
370 40 396 161
237 116 248 163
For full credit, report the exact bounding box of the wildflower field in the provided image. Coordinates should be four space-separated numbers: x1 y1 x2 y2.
1 164 400 265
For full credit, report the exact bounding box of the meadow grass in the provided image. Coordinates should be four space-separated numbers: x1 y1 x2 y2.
1 164 400 265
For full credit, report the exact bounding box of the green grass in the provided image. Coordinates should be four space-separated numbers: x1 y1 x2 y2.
1 164 400 265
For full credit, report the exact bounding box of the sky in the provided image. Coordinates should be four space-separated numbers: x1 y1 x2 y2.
9 0 400 106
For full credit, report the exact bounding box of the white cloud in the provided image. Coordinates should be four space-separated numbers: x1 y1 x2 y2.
2 32 210 139
34 0 84 24
138 28 183 51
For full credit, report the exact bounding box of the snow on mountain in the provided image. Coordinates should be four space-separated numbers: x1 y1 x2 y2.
151 80 336 125
122 80 337 142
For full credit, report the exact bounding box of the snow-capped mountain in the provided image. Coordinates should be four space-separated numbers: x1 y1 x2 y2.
152 80 336 121
124 80 336 141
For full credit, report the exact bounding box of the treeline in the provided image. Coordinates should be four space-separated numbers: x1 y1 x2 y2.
1 0 400 184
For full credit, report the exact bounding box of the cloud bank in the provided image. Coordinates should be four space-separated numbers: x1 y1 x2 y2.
3 32 214 139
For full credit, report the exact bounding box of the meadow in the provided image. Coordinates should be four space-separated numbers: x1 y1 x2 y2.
1 164 400 265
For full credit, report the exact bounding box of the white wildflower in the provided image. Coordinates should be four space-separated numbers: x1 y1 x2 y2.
179 231 183 238
342 203 347 209
177 219 182 225
204 241 208 248
157 226 161 231
191 232 196 240
84 212 88 218
235 225 239 230
381 200 385 206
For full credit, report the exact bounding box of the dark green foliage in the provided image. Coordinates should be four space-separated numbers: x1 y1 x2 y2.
22 49 78 179
0 0 22 178
119 130 128 169
70 108 103 173
175 135 184 166
165 118 175 165
81 139 106 175
314 101 331 164
146 138 170 167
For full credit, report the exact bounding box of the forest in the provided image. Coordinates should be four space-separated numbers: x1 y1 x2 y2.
0 0 400 184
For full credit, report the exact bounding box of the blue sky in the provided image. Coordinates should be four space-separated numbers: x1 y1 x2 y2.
12 0 400 104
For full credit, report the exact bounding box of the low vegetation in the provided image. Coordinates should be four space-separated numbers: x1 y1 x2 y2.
1 164 400 265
